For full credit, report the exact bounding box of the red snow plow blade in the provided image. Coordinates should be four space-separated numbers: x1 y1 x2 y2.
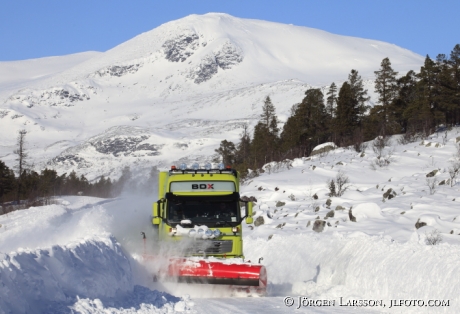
168 258 267 288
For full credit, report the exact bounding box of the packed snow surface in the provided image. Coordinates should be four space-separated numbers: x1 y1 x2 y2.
2 129 460 313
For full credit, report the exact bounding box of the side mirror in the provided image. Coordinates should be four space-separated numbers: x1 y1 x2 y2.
245 201 253 224
152 202 161 225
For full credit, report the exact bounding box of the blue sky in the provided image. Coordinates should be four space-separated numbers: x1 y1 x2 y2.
1 0 458 61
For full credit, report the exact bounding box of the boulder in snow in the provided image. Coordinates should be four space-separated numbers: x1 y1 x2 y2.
313 220 326 232
310 142 337 156
426 169 439 177
254 216 265 227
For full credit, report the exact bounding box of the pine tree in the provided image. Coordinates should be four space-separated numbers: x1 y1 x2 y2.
39 168 58 201
417 55 443 130
260 96 276 127
326 82 337 118
250 122 270 168
334 82 355 145
280 111 303 158
392 70 417 133
235 124 251 166
348 69 370 126
299 88 329 146
449 44 460 124
14 130 29 203
374 58 399 135
214 140 237 165
249 96 280 167
0 160 16 203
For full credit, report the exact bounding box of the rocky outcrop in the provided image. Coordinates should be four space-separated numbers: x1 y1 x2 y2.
8 86 95 108
191 41 243 84
50 155 92 169
193 54 219 84
214 41 244 69
163 33 200 62
93 64 142 77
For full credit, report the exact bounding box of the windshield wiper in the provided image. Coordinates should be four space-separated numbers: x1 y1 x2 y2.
215 220 233 227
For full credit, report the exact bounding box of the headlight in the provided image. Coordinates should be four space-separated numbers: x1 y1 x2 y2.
180 163 187 170
213 229 221 237
197 228 204 238
205 229 213 238
188 229 196 238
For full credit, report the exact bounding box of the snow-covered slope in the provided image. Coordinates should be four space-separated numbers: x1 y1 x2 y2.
0 51 101 92
1 129 459 313
0 13 424 180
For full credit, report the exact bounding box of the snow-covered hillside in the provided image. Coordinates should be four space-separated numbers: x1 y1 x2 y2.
0 13 424 180
1 129 459 313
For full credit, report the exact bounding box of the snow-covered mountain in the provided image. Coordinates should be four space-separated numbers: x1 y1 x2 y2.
0 13 424 179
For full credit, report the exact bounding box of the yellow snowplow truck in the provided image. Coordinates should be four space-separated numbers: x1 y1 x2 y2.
149 163 267 293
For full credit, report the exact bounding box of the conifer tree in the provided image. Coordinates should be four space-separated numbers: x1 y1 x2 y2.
215 140 237 165
334 82 355 145
326 82 337 118
280 109 303 157
348 69 370 126
299 88 329 146
235 124 251 166
417 55 443 129
449 44 460 124
374 57 399 135
0 160 15 203
250 122 270 168
392 70 417 133
14 130 28 203
260 96 276 127
249 96 280 167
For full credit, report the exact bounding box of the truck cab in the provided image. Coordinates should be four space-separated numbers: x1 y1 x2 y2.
152 164 253 259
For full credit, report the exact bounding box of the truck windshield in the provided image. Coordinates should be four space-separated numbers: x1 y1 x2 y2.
167 196 240 227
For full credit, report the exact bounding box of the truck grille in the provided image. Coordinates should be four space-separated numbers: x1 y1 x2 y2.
187 240 233 254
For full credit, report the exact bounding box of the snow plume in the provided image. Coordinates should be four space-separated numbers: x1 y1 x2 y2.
135 225 241 298
115 165 159 197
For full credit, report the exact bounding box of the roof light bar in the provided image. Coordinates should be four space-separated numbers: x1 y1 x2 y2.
168 164 237 177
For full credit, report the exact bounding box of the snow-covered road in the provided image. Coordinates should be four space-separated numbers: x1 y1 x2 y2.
0 194 457 313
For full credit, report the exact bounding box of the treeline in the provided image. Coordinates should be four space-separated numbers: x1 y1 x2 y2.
216 44 460 177
0 159 113 205
0 128 152 209
0 158 158 210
